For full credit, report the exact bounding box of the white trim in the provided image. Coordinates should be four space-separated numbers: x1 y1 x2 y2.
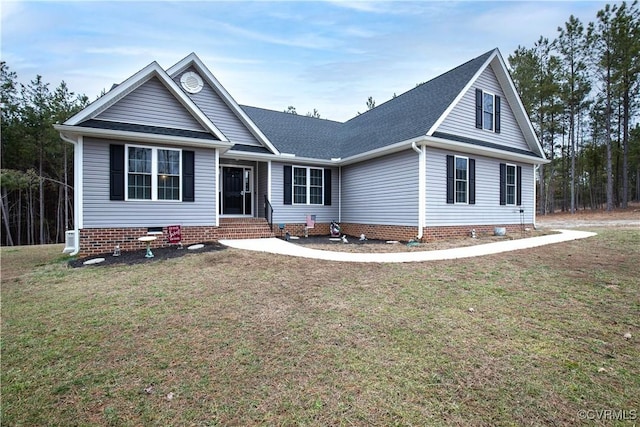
504 163 517 206
167 53 281 155
267 160 272 202
412 142 425 239
481 90 497 132
124 144 182 202
291 165 324 205
338 166 342 223
215 149 220 227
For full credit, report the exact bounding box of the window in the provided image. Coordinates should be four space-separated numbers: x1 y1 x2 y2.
475 89 501 133
483 92 494 131
446 155 475 205
126 145 181 201
292 166 324 205
127 147 152 200
505 164 516 205
455 156 469 204
293 167 307 204
500 163 522 206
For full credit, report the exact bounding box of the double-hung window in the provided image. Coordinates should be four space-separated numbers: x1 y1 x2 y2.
500 163 521 206
475 89 501 133
505 164 516 205
455 156 469 204
292 166 324 205
126 145 181 201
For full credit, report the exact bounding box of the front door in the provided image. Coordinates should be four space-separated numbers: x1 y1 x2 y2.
222 166 252 215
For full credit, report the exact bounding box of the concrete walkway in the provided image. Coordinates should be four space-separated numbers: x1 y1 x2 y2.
219 229 597 263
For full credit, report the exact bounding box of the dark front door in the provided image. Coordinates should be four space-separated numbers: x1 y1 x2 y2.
223 167 243 215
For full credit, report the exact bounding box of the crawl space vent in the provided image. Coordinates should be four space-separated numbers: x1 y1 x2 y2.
180 71 204 94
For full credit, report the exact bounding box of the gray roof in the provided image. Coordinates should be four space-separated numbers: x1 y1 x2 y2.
241 49 503 160
78 119 219 140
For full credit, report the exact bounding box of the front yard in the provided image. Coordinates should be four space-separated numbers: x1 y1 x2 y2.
1 225 638 425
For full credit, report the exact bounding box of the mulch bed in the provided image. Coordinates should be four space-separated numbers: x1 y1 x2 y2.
68 242 227 268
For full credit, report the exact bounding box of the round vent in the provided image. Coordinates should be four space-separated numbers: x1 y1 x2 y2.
180 71 204 94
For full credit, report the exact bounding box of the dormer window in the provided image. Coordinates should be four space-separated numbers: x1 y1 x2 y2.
475 89 501 133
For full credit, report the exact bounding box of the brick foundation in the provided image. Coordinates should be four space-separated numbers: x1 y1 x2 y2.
78 226 218 257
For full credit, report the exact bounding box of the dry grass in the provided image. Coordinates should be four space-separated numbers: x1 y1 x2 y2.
2 225 639 426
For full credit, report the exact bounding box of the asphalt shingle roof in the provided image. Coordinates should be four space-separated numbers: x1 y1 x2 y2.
78 119 219 140
242 49 496 160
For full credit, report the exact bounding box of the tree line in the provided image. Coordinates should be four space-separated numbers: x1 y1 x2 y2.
1 63 88 246
1 1 638 247
509 1 639 213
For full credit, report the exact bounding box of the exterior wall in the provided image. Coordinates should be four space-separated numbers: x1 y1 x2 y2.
423 223 534 240
436 64 530 153
97 77 205 131
341 149 419 226
340 223 419 242
270 162 340 224
83 137 217 228
425 146 535 226
175 67 262 146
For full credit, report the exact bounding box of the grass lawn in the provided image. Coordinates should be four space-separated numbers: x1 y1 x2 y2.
2 228 639 426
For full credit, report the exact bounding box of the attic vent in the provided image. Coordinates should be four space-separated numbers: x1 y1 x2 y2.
180 71 204 94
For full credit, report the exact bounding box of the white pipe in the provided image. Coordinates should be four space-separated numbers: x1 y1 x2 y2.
59 132 81 256
411 142 425 240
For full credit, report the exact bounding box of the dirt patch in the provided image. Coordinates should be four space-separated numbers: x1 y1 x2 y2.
68 242 226 268
291 230 552 253
536 204 640 229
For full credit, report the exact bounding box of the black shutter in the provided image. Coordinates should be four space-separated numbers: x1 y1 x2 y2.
475 89 483 129
499 163 506 205
110 144 125 201
516 165 522 206
495 95 501 133
182 150 195 202
446 155 454 204
283 165 292 205
469 159 476 205
324 169 332 206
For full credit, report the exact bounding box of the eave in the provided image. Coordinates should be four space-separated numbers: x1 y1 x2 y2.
55 124 234 152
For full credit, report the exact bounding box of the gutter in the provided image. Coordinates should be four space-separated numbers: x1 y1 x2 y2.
411 141 425 240
58 131 81 256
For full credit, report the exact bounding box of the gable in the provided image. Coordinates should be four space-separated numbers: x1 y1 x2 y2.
96 76 206 132
173 67 262 147
433 63 531 154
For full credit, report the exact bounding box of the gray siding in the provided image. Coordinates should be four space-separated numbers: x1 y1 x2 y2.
342 149 419 226
271 162 340 223
175 68 262 146
436 65 530 152
425 147 535 226
83 137 217 228
97 77 205 131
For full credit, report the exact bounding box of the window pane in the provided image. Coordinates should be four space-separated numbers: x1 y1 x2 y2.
158 175 180 200
507 166 515 185
128 147 151 173
294 185 306 204
310 169 323 186
293 168 306 186
483 93 494 131
456 181 467 203
507 187 515 205
310 187 323 204
158 149 180 175
128 173 151 200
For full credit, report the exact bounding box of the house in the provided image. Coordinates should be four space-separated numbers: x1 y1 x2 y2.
56 48 547 257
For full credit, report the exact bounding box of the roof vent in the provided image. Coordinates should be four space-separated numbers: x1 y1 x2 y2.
180 71 204 94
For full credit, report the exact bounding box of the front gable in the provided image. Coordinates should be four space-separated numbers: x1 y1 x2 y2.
63 61 229 143
167 54 280 156
97 76 206 132
428 50 544 161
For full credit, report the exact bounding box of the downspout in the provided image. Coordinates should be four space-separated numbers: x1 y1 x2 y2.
338 166 342 223
215 149 220 227
59 132 82 256
411 142 425 240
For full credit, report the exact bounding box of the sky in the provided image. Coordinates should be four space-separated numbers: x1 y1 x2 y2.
1 0 614 122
